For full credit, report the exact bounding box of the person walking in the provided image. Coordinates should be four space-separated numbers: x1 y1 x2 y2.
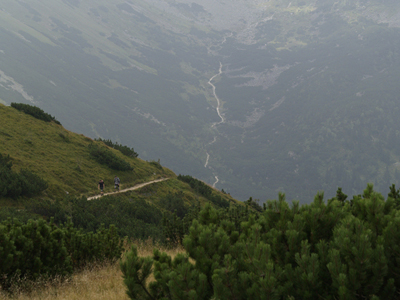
98 179 105 196
114 175 120 192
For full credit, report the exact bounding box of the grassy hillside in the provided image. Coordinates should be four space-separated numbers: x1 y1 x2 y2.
0 0 219 189
0 103 239 295
0 103 174 201
4 0 399 203
0 103 237 214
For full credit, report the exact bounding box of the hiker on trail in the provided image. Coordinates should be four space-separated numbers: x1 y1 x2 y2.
98 179 105 196
114 175 120 192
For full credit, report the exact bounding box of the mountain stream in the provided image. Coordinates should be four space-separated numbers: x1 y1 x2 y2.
206 62 224 187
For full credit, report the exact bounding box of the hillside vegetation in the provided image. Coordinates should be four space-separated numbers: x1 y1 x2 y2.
2 1 400 202
0 102 236 213
122 185 400 299
3 103 400 298
0 103 174 201
0 103 239 292
0 241 184 300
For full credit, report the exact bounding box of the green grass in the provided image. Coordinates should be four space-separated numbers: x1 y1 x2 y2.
0 103 174 201
0 104 239 213
123 178 238 208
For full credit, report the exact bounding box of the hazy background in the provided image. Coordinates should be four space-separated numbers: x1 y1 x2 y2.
1 0 400 202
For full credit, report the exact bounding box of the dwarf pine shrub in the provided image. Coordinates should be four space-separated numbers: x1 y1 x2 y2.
88 143 133 171
0 153 48 199
0 218 123 291
28 195 165 241
95 138 138 158
121 185 400 300
177 175 229 208
11 103 61 125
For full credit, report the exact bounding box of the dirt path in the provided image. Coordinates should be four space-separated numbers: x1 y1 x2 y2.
87 178 169 200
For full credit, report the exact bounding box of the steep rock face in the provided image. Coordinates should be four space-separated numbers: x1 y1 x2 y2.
1 0 400 202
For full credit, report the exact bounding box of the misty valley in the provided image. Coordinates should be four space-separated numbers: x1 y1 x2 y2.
3 1 400 298
1 0 400 202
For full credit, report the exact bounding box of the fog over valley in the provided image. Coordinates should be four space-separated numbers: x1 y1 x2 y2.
2 0 400 202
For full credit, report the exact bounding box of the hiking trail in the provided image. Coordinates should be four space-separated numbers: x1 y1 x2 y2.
87 178 169 200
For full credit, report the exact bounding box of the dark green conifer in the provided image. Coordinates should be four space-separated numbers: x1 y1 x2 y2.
121 185 400 300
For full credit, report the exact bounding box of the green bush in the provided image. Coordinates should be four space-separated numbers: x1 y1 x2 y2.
0 207 40 223
162 204 201 246
28 195 165 241
10 103 61 125
0 218 123 290
18 169 49 197
244 197 263 212
121 185 400 300
95 138 138 158
177 174 229 208
88 143 133 171
62 220 123 269
178 174 212 196
149 160 163 170
159 191 188 218
0 153 48 199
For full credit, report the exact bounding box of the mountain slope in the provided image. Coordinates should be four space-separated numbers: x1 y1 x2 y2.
206 0 400 200
0 0 220 185
0 103 238 239
1 0 400 202
0 103 175 200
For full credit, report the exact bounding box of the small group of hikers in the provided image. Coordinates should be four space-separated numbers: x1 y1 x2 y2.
98 175 120 196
